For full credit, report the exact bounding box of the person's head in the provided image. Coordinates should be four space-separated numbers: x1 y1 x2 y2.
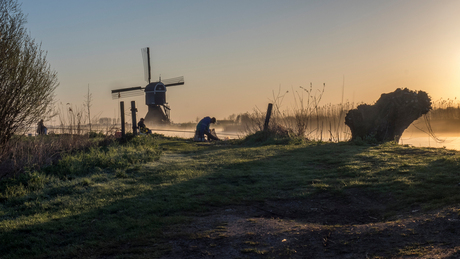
140 118 144 121
210 117 216 124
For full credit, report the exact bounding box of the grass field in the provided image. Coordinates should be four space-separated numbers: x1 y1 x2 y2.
1 134 460 258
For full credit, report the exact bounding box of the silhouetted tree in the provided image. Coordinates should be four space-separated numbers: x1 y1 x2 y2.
0 0 58 148
345 88 431 143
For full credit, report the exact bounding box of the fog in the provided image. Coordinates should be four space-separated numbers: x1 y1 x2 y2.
399 118 460 150
32 111 460 150
143 122 244 140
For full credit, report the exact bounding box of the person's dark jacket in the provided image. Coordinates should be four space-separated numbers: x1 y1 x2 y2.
196 117 212 133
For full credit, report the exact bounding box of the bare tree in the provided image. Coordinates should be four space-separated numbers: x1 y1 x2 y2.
0 0 58 147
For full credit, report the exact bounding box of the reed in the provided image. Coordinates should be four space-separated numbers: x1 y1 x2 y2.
405 97 460 137
0 134 108 179
53 102 120 136
243 84 353 142
242 90 460 143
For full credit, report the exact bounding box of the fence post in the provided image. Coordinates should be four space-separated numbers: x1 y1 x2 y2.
120 101 125 139
263 103 273 131
131 101 137 136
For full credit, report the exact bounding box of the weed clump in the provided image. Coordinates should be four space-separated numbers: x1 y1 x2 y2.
241 125 305 146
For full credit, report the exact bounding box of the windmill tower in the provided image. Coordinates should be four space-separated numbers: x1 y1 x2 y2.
111 47 184 125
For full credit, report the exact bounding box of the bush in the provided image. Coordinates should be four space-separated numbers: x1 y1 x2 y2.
0 0 59 147
241 128 296 146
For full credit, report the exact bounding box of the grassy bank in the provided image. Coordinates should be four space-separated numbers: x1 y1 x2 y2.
1 134 460 258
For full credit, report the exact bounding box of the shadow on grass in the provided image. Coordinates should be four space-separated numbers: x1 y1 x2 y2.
2 140 460 258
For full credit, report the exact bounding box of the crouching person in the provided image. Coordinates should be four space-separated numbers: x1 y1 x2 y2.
137 118 152 134
194 116 220 141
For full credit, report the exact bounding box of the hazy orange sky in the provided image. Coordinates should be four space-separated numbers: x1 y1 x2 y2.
20 0 460 123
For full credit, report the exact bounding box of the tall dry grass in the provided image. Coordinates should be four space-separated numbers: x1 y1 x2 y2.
243 84 353 142
427 98 460 120
0 98 131 180
243 92 460 143
0 134 109 179
52 102 120 135
403 97 460 139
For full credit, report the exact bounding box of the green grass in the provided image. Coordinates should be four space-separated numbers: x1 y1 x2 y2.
1 134 460 258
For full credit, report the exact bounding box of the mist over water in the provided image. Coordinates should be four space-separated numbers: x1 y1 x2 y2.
146 125 242 140
399 135 460 150
148 121 460 151
151 130 241 140
399 133 460 150
400 120 460 150
30 114 460 150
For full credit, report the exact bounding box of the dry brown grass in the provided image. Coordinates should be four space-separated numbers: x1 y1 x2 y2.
242 84 354 142
0 134 107 179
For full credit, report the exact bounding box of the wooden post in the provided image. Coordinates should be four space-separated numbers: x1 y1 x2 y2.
263 103 273 131
120 101 125 139
131 101 137 135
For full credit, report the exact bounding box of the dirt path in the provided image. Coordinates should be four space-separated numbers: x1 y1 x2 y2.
162 192 460 258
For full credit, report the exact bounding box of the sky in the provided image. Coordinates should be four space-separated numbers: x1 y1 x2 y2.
19 0 460 123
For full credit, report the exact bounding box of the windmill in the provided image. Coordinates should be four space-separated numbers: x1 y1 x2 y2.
111 47 184 125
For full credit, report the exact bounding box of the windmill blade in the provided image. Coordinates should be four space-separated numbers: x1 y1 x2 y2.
111 86 144 99
141 47 151 83
163 76 185 87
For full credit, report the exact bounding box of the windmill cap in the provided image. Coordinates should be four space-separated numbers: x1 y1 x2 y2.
145 82 165 92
